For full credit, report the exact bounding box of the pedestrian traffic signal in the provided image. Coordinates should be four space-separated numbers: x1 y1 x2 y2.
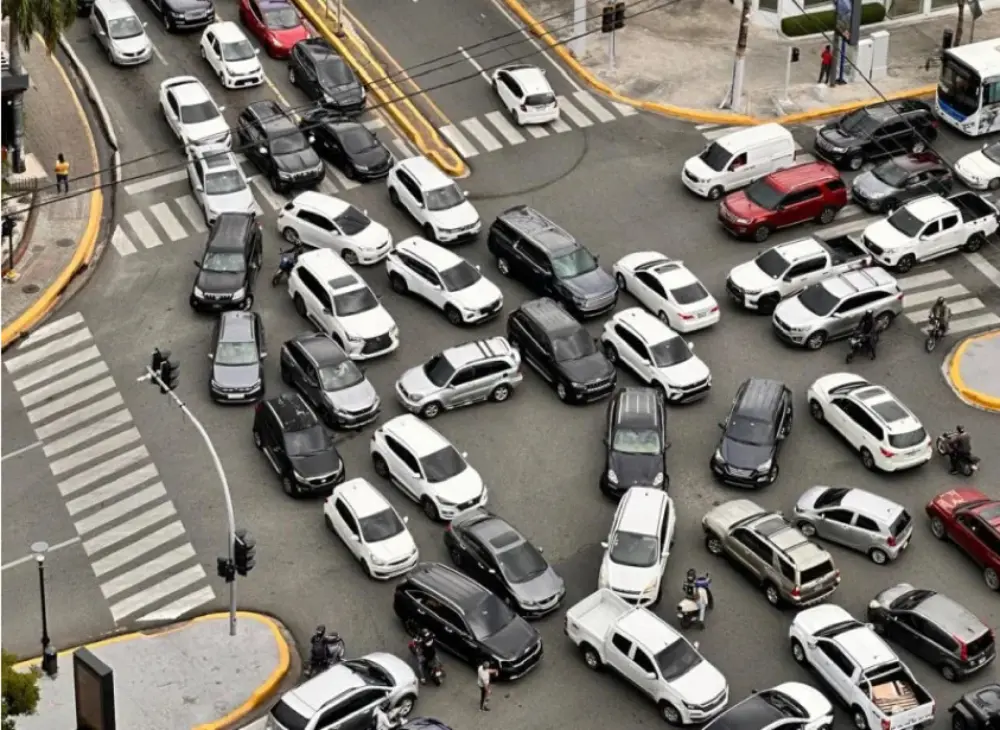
234 529 256 576
217 557 235 582
159 352 180 393
150 347 165 376
791 46 800 63
613 2 626 29
601 4 614 33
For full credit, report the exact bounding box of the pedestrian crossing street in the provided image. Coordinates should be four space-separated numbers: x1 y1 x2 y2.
3 313 216 624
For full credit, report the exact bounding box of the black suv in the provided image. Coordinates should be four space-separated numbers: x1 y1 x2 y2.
867 585 996 681
299 110 392 180
209 311 266 403
950 684 1000 730
711 378 792 488
252 393 345 496
144 0 214 30
190 212 262 312
487 206 618 319
602 387 669 498
237 101 325 193
813 100 938 172
288 38 366 115
506 298 616 404
392 562 543 680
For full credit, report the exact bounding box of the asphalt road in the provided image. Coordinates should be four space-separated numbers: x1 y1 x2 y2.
2 7 1000 730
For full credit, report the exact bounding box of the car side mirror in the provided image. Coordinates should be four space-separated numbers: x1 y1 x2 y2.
487 568 496 575
664 441 672 451
350 534 360 542
600 541 608 549
402 515 409 524
258 146 267 156
308 135 315 143
255 48 261 55
218 106 226 112
475 264 481 271
463 190 469 198
688 342 695 350
415 201 424 208
692 641 700 650
322 307 332 315
97 29 106 36
751 688 758 695
207 353 214 359
260 351 268 359
142 21 148 26
193 259 201 267
194 182 204 192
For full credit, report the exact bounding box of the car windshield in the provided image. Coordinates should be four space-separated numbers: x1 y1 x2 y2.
318 360 364 391
205 169 246 195
727 415 773 445
359 508 405 542
317 58 354 86
886 208 924 238
221 40 256 62
180 101 219 124
215 341 257 366
333 288 378 316
838 109 880 136
271 131 310 156
201 252 245 273
467 594 515 640
798 283 839 316
612 428 661 455
744 179 783 210
890 588 935 611
872 161 911 187
552 329 596 362
670 282 709 305
654 640 704 682
609 531 658 568
983 142 1000 165
108 16 144 39
699 141 731 172
888 427 927 449
497 541 548 583
755 248 789 279
440 261 481 291
270 701 308 730
264 7 300 28
422 354 455 387
425 184 465 211
419 446 467 483
649 337 693 367
286 425 328 455
340 127 379 154
551 248 598 279
334 206 370 236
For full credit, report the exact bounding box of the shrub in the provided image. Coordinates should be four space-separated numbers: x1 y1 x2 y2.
782 3 886 37
1 650 41 730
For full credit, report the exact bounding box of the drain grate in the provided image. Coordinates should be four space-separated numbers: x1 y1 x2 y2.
56 238 75 248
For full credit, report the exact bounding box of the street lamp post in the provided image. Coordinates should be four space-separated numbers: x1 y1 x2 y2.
31 541 58 677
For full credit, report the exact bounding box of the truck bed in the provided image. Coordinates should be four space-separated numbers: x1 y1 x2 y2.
565 590 632 643
865 666 933 716
949 191 998 222
819 234 867 264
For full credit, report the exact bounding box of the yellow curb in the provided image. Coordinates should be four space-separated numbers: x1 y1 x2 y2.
13 612 291 730
1 44 103 350
291 0 467 178
948 329 1000 412
776 84 937 124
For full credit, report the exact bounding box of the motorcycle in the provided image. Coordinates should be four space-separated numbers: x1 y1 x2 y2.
935 432 980 476
924 318 947 353
304 633 346 677
845 333 865 364
677 572 713 629
408 639 445 686
271 245 305 287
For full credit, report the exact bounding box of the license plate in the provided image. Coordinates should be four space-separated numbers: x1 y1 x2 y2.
225 393 243 400
696 311 709 318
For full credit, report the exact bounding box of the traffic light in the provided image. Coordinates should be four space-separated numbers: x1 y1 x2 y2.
158 351 180 393
150 348 164 375
601 4 614 33
217 556 235 582
790 47 800 63
613 2 626 29
234 529 256 576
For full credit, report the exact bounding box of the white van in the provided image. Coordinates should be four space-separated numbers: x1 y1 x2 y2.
682 123 797 200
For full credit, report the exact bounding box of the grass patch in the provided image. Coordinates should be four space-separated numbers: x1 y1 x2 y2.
782 3 886 36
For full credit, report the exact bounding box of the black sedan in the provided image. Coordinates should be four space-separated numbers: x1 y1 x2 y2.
300 110 392 180
209 311 266 403
288 38 365 115
444 508 564 618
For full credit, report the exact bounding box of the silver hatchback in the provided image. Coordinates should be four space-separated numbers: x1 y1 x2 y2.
90 0 152 66
793 485 914 565
396 337 522 419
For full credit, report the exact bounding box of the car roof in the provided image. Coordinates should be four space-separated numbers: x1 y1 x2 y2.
297 37 335 57
850 385 921 433
777 238 825 261
614 387 661 430
209 21 246 42
202 151 240 171
292 191 351 217
206 213 255 250
840 488 903 523
292 333 347 365
465 513 521 549
912 593 989 641
833 626 897 669
284 661 367 714
766 161 840 191
822 267 898 298
970 500 1000 528
443 337 515 369
383 415 451 458
616 488 669 535
298 249 363 291
862 99 930 121
336 479 391 519
617 609 681 652
399 156 453 190
171 80 211 105
502 64 550 94
613 308 680 345
395 236 463 271
266 393 318 431
734 378 786 420
906 195 957 221
218 311 255 342
750 514 814 559
498 206 576 255
518 298 580 336
650 262 699 288
405 562 487 610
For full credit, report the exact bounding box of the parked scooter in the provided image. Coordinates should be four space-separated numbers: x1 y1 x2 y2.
935 431 981 476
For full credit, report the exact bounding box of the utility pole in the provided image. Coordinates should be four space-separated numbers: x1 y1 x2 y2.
729 0 753 111
571 0 588 59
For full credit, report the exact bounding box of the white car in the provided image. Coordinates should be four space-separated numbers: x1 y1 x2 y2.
613 252 719 332
323 478 419 579
200 22 263 89
490 63 560 125
159 76 231 151
807 372 932 473
386 236 503 325
277 191 393 266
954 140 1000 191
387 156 481 244
186 147 259 225
599 487 675 604
600 308 711 403
370 415 487 521
706 684 833 730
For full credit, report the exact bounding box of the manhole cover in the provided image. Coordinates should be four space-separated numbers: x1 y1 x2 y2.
31 245 45 253
22 283 40 294
56 238 75 248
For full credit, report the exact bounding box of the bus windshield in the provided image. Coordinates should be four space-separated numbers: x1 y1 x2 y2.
939 56 982 117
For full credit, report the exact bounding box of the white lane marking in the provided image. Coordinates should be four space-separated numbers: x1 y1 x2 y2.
556 96 592 127
83 501 177 556
66 464 160 516
57 445 149 497
613 101 638 117
124 170 188 196
702 126 744 140
13 346 101 392
1 537 82 571
124 211 164 249
460 118 502 152
148 202 187 241
14 312 84 348
549 117 572 133
795 152 818 164
392 138 415 158
486 0 582 92
149 40 168 66
36 394 124 441
27 377 116 424
903 283 970 309
49 428 142 476
837 204 866 220
363 118 386 131
0 441 43 462
22 362 110 408
137 585 215 623
111 225 137 256
43 410 133 457
327 166 359 191
3 328 93 374
485 112 525 145
948 312 1000 333
249 176 287 212
174 195 207 233
75 483 168 536
437 125 479 158
319 176 340 197
457 46 491 85
964 251 1000 289
101 543 196 599
91 521 186 577
526 125 549 139
574 91 615 123
906 297 985 323
110 564 207 621
897 270 953 291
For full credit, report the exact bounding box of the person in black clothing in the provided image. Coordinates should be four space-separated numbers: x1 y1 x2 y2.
947 425 973 475
857 310 878 360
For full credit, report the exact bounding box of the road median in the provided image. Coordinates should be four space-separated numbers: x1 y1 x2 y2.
944 329 1000 413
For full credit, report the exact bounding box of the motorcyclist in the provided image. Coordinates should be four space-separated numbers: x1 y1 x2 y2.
855 310 879 360
309 625 341 672
408 628 438 683
929 297 951 335
947 425 973 474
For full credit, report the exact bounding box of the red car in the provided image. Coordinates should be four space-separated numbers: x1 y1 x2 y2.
927 488 1000 591
718 161 848 243
239 0 309 58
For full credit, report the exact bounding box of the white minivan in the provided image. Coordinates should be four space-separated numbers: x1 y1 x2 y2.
682 123 797 200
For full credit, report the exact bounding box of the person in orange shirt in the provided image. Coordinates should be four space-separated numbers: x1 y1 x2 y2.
54 154 70 193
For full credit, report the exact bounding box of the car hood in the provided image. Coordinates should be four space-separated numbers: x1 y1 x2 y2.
275 148 321 173
325 379 379 412
773 296 818 329
931 488 990 516
430 200 480 229
794 486 828 514
722 191 768 221
339 306 395 340
289 450 341 478
186 116 229 144
864 217 913 249
434 468 484 505
668 656 728 705
449 277 502 310
348 144 391 169
111 34 149 54
367 531 417 561
704 498 766 533
206 188 257 216
955 150 1000 180
771 682 832 720
872 582 915 609
366 652 418 687
397 367 438 401
729 260 778 292
196 269 244 294
660 355 710 387
818 124 863 149
509 567 564 605
345 220 391 251
270 26 309 46
852 171 898 200
556 353 614 384
212 362 261 388
173 0 212 10
603 559 658 595
609 451 663 488
558 267 617 301
719 436 773 470
225 57 260 76
480 616 539 660
684 154 720 181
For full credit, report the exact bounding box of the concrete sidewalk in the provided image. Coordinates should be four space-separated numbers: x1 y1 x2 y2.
14 612 296 730
944 329 1000 412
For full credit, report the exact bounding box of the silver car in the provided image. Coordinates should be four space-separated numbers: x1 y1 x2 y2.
851 154 953 214
396 337 522 419
793 486 914 565
186 146 260 226
91 0 152 66
772 267 902 350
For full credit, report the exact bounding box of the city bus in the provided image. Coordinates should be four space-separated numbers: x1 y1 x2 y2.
936 38 1000 136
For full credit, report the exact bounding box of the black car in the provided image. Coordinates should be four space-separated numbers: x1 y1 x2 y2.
950 684 1000 730
602 387 669 498
488 206 618 319
144 0 215 30
299 110 392 180
190 212 262 312
813 100 938 172
392 562 543 680
237 100 325 193
252 392 345 496
444 508 565 619
704 687 831 730
711 378 792 488
867 584 996 681
279 333 380 429
288 38 366 115
209 311 266 403
506 298 616 404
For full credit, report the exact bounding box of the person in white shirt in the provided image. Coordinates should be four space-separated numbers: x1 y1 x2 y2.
373 704 394 730
477 662 497 711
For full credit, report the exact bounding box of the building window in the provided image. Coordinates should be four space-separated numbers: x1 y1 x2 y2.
760 0 778 11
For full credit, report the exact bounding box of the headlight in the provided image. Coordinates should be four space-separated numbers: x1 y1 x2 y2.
733 217 751 225
713 448 723 462
231 287 246 300
370 555 387 566
193 286 205 297
278 170 292 179
323 93 334 104
606 469 618 485
436 496 458 507
758 459 772 472
653 472 663 486
347 334 364 344
741 287 762 295
598 567 609 589
271 38 284 48
292 469 305 480
354 164 370 172
210 379 221 389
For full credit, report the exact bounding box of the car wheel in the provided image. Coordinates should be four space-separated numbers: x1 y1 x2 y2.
989 178 1000 191
241 294 254 311
964 232 986 253
940 664 958 681
797 521 816 537
269 174 283 193
581 644 602 670
403 619 421 637
753 226 771 243
790 638 806 665
444 306 463 326
659 702 682 726
389 187 401 207
344 164 356 180
817 206 836 225
419 401 442 419
162 9 174 31
875 312 894 331
393 696 415 718
707 185 724 201
107 45 115 63
851 707 868 730
490 384 511 402
280 366 293 386
848 154 864 171
930 516 947 540
200 46 206 59
602 342 618 364
496 257 511 276
763 582 781 607
954 715 969 730
252 429 263 450
805 331 827 350
705 533 724 555
911 139 927 154
556 383 569 402
288 67 297 85
869 548 889 565
389 274 408 295
985 567 1000 591
372 453 390 478
809 399 824 422
361 560 373 578
421 497 440 521
768 463 779 483
422 223 437 242
881 198 899 214
860 447 876 471
449 547 464 566
281 474 296 496
658 311 672 328
895 254 916 273
615 272 626 291
293 294 307 318
337 249 357 266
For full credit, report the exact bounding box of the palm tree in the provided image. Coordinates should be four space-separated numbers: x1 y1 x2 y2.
1 0 77 172
954 0 966 46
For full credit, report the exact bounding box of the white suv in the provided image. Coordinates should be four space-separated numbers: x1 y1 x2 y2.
288 249 399 361
490 63 560 125
278 191 393 266
370 414 487 521
807 372 932 472
599 487 675 604
600 308 712 404
386 156 481 244
386 236 503 325
324 478 419 579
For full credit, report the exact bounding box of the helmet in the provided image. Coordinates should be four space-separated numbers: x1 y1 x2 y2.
420 627 432 640
957 425 966 433
315 625 327 635
936 296 946 306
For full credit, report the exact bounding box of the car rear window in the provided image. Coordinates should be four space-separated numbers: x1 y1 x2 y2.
799 560 834 584
270 700 309 730
525 92 555 106
966 631 995 657
890 510 912 537
888 427 926 449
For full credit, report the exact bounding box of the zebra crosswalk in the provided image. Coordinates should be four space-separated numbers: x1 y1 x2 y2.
897 266 1000 335
3 313 216 624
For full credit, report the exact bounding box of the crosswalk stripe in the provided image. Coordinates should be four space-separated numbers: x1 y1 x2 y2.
948 312 1000 333
363 118 386 130
50 428 141 476
75 483 167 535
437 125 479 158
319 176 340 197
897 270 953 291
392 139 413 159
327 165 359 191
612 101 638 117
28 377 116 424
574 91 615 123
461 117 502 152
43 410 132 457
123 170 187 196
549 117 572 133
174 195 207 233
66 463 159 516
91 521 186 577
100 543 196 599
902 283 969 309
110 565 207 621
22 362 109 408
124 211 164 249
83 501 177 556
906 297 984 323
111 225 137 256
137 586 215 623
15 313 85 348
3 328 93 374
37 393 124 441
57 445 149 497
964 251 1000 288
525 125 549 139
557 95 592 127
149 202 187 241
13 346 101 393
484 112 526 145
249 176 287 212
702 126 743 140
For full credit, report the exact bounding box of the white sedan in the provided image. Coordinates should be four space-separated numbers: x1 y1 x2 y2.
200 22 263 89
954 140 1000 191
613 251 720 332
159 76 231 150
277 191 393 266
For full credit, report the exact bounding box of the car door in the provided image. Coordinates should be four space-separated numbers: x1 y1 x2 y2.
782 257 827 293
394 170 425 221
815 508 856 548
812 642 857 702
383 435 422 498
729 527 770 579
494 71 518 109
331 496 363 558
210 37 225 75
915 219 942 259
829 294 866 338
607 632 635 678
628 646 663 700
445 366 490 407
513 240 552 291
243 0 266 40
318 125 347 165
657 508 672 571
934 214 963 255
614 325 653 382
633 271 669 314
296 356 325 408
298 53 321 100
164 90 182 137
296 209 336 249
243 118 269 171
91 7 110 51
458 532 503 594
423 598 476 658
953 514 992 566
778 187 823 227
511 316 547 378
726 151 755 187
852 514 880 552
319 689 387 730
409 259 447 308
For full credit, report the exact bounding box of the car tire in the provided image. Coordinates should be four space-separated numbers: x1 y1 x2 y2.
659 702 682 726
389 187 401 207
344 164 357 180
790 638 807 665
444 306 462 326
269 174 283 193
929 516 947 539
490 384 511 402
372 453 390 478
449 546 464 566
393 695 416 718
602 342 619 364
421 497 440 521
850 707 868 730
954 715 969 730
985 567 1000 591
895 254 916 273
252 429 263 450
293 294 307 318
556 382 569 402
847 154 864 171
496 257 511 276
809 399 824 422
281 474 296 496
705 532 724 556
753 226 771 243
763 582 781 607
403 619 421 637
658 311 672 328
615 272 626 291
875 311 894 331
805 330 827 350
758 293 780 314
288 67 297 86
964 232 986 253
817 206 836 225
389 274 408 294
422 223 437 242
241 294 254 311
162 9 174 31
361 560 373 579
419 401 442 419
580 644 602 670
860 447 877 471
881 198 899 214
989 178 1000 191
869 548 889 565
707 185 724 201
797 521 817 537
940 664 958 681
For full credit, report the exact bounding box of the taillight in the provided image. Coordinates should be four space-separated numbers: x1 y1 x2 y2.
881 719 891 730
710 305 719 313
680 313 695 320
791 586 801 598
958 637 968 661
880 447 895 458
887 535 896 547
444 522 452 532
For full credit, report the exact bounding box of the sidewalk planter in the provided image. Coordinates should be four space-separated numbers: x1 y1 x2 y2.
781 3 885 36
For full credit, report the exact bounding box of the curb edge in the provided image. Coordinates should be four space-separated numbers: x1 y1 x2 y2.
944 329 1000 413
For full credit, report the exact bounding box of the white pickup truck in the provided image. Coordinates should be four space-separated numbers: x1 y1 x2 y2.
726 235 872 313
564 589 729 726
790 605 935 730
861 192 999 274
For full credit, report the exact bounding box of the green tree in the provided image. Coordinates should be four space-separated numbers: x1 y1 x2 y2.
1 650 41 730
